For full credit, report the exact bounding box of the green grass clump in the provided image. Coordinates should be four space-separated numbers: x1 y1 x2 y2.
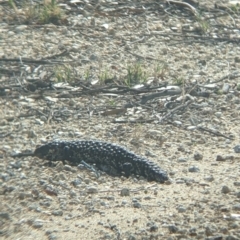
54 65 75 83
125 63 147 86
39 0 64 24
8 0 65 24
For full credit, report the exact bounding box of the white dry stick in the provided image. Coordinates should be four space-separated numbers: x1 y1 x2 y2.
166 0 198 16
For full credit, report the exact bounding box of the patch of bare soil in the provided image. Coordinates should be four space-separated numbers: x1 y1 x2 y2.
0 0 240 239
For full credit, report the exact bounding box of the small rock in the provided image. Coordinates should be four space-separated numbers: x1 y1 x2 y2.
20 173 27 179
225 236 239 240
69 190 76 197
57 173 67 180
89 54 98 60
176 179 185 184
64 165 74 172
220 206 230 212
0 212 10 220
194 152 203 160
27 130 37 138
205 226 214 236
177 145 185 152
71 179 82 187
145 150 156 158
15 25 27 32
229 222 239 229
149 224 158 232
215 111 222 117
232 204 240 211
0 120 8 126
86 186 98 193
10 161 22 169
236 192 240 198
189 227 197 236
83 178 91 184
216 155 225 161
28 203 41 212
204 176 214 182
188 166 200 172
187 126 197 130
233 182 240 186
132 202 141 208
52 210 63 216
233 145 240 153
221 186 231 194
205 236 223 240
32 220 44 228
178 157 188 162
235 56 240 63
31 189 39 198
132 199 141 208
120 188 130 196
168 224 178 233
177 206 187 213
48 234 57 240
8 31 15 36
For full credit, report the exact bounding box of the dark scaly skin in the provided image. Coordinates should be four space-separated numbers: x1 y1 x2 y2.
34 140 168 183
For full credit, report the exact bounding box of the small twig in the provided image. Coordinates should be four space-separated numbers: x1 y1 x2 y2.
158 100 193 123
197 126 234 140
166 0 198 16
126 50 165 62
10 151 34 158
0 58 74 65
210 72 240 84
112 119 155 124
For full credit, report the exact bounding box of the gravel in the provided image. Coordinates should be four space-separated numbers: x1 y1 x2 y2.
1 0 240 239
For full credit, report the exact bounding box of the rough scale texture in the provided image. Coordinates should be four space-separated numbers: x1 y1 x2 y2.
34 140 168 183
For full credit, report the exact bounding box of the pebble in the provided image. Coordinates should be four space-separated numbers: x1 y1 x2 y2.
63 165 75 172
28 203 41 212
233 145 240 153
10 161 22 169
71 179 82 187
189 227 197 236
194 152 203 160
15 25 27 32
86 186 98 193
20 173 27 179
216 155 225 161
177 206 187 213
233 182 240 186
178 157 188 162
176 179 185 184
32 219 44 228
221 186 231 194
147 223 158 232
132 199 141 208
168 224 178 233
120 188 130 196
188 166 200 172
48 234 58 240
215 111 222 117
205 236 223 240
52 210 63 216
232 204 240 211
204 175 214 182
0 212 10 220
226 235 239 240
